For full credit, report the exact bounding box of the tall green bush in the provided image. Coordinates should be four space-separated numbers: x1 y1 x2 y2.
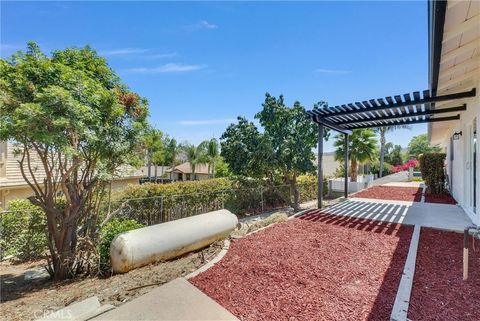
419 153 446 194
0 199 47 261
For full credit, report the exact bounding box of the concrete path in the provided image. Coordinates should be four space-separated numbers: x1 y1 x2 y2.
93 278 239 321
320 198 472 232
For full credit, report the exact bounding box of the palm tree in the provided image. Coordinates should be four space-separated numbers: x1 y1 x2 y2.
374 125 410 177
164 137 179 181
183 144 206 180
334 129 378 182
199 138 219 178
143 128 163 180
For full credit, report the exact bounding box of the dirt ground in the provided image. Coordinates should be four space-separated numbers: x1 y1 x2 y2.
0 242 223 321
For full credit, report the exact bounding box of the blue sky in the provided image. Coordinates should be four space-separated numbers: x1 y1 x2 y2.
1 1 428 152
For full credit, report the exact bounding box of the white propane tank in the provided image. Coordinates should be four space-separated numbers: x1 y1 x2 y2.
110 209 238 273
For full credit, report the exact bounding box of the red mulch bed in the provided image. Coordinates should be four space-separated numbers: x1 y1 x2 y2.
408 228 480 321
353 186 422 202
191 210 413 321
424 192 457 204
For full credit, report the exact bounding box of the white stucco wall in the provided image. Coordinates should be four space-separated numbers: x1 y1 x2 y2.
442 79 480 226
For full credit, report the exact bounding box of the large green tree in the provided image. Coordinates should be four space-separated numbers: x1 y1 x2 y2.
334 129 377 182
256 94 320 210
407 133 441 159
221 94 326 210
0 43 149 279
220 117 272 178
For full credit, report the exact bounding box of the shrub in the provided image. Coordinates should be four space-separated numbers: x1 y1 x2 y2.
370 162 392 177
419 153 446 194
97 218 144 270
0 199 47 261
297 175 327 201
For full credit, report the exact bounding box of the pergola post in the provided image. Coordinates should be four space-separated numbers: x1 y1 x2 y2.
317 123 323 209
344 134 349 199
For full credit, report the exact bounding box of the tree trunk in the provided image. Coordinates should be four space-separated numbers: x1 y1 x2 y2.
350 159 358 182
289 174 300 211
42 205 78 280
379 129 386 178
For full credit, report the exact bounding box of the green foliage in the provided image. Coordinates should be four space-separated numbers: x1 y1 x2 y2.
384 144 404 166
114 174 320 219
220 117 271 177
408 134 441 159
256 94 320 176
98 218 144 269
370 161 393 177
199 138 220 177
297 175 328 200
143 128 164 167
419 153 446 194
0 42 149 279
0 200 47 261
215 156 233 178
334 129 377 181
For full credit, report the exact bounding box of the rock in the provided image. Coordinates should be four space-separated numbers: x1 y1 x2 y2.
24 267 50 282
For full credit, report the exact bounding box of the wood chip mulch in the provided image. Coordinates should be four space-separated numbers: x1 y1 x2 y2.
191 210 413 321
353 186 422 202
408 228 480 321
424 192 457 204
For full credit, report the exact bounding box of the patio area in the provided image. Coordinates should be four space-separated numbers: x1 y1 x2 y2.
191 213 413 321
188 182 476 321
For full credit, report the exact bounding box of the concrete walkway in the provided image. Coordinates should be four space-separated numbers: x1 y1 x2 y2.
93 278 239 321
319 197 472 232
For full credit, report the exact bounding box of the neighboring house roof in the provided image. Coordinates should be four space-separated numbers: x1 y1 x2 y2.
167 162 210 175
0 142 147 189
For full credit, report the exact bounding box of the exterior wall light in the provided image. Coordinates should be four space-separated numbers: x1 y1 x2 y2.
453 131 462 140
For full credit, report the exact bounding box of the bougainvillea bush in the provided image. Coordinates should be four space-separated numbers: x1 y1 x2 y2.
419 153 446 194
391 159 419 173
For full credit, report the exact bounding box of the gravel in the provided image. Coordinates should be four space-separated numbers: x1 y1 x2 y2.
191 210 413 321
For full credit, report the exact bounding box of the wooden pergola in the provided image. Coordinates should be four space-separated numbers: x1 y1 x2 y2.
306 87 476 209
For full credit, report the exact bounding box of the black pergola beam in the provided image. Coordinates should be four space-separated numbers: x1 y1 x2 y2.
348 114 460 129
306 112 352 135
337 104 466 126
317 88 475 119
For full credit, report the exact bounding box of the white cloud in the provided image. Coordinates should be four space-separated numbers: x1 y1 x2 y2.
99 48 149 56
145 52 177 59
199 20 218 29
315 68 352 75
178 119 236 126
126 63 207 73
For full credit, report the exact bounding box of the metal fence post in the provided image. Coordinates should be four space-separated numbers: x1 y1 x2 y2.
260 186 264 213
160 196 164 223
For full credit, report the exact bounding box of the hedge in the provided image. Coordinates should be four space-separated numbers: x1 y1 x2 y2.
110 175 321 224
419 153 446 194
0 199 47 261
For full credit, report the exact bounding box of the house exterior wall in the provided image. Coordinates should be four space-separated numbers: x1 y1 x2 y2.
443 78 480 225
